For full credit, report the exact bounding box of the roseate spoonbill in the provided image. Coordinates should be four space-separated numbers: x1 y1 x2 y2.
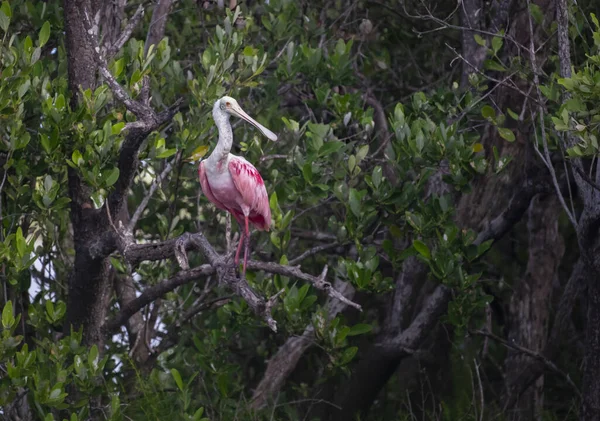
198 96 277 276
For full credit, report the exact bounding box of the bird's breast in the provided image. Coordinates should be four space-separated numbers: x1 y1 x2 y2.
208 170 242 206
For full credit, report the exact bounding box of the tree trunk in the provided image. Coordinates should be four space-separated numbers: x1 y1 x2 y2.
63 0 113 347
582 276 600 420
504 194 564 421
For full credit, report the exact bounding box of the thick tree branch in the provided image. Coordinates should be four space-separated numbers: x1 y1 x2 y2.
379 284 451 355
251 279 356 409
121 231 362 311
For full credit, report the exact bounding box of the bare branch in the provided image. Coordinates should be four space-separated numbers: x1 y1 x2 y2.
106 5 145 58
105 264 214 333
288 242 340 266
246 262 361 311
122 231 361 310
379 284 451 355
129 158 176 231
472 329 581 398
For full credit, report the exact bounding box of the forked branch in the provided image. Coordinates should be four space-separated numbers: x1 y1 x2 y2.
111 230 362 332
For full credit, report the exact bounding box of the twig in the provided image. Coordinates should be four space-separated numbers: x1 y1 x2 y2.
288 242 340 266
129 158 176 231
471 329 581 397
246 262 361 311
474 358 484 421
259 154 288 163
446 43 541 106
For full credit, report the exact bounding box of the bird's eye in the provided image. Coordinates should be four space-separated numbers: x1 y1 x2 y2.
220 103 226 110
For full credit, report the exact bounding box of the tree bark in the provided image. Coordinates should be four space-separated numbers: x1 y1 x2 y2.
504 194 564 421
63 0 113 347
582 277 600 420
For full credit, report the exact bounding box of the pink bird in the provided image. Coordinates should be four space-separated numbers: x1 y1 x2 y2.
198 96 278 276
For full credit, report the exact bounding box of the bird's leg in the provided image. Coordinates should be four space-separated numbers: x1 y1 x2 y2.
234 229 245 268
242 215 250 278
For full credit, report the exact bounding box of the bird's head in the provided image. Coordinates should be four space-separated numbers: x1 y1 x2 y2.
214 96 278 141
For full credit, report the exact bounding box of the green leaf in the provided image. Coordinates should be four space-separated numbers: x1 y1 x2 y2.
413 239 431 259
483 59 506 71
0 10 9 33
39 21 51 47
372 166 382 189
1 1 11 19
55 94 66 111
88 345 99 370
113 58 125 77
318 141 344 157
156 148 177 159
171 368 184 392
111 122 125 135
348 188 361 218
15 227 27 258
356 144 369 163
104 168 120 187
506 107 519 120
2 300 14 328
491 36 502 54
474 34 486 46
192 407 205 421
302 162 313 184
339 346 358 365
185 144 209 161
18 79 31 99
498 127 515 142
481 105 496 120
348 155 356 173
72 150 84 166
347 323 372 336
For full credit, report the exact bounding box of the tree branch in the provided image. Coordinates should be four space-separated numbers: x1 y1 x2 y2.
144 0 174 56
79 2 183 222
121 231 362 311
106 4 145 58
472 329 580 398
129 157 177 232
105 264 214 333
250 279 356 409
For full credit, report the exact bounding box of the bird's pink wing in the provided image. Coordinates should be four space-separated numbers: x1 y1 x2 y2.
228 157 272 231
199 161 228 211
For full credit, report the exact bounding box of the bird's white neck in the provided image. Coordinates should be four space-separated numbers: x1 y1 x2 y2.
207 103 233 167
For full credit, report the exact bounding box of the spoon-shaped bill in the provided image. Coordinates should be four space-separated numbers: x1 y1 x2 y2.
229 104 278 141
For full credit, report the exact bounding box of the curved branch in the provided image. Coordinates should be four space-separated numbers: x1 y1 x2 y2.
105 264 214 333
122 231 362 311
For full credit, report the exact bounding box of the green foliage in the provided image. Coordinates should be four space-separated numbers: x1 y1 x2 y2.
3 0 589 419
